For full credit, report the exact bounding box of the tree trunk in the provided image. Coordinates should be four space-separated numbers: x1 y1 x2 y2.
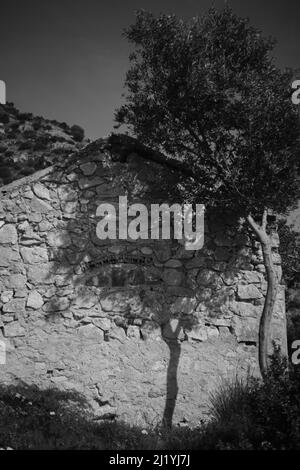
247 211 278 379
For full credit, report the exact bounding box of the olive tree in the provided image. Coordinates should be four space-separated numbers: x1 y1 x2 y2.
115 7 300 378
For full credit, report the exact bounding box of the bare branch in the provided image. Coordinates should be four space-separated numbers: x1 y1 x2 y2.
262 208 268 231
247 214 262 237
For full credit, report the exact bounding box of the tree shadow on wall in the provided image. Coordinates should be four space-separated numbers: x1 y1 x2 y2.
34 134 262 429
161 322 182 428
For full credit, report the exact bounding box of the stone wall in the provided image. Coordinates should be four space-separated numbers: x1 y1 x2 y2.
0 136 286 427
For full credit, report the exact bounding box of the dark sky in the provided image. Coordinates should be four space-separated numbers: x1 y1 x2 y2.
1 0 300 139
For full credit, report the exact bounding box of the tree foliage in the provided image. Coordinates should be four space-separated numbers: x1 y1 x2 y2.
116 7 300 215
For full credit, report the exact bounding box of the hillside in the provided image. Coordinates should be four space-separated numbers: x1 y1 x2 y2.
0 102 88 186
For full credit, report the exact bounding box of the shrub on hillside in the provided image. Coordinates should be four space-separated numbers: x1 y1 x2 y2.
23 130 36 139
0 112 9 124
18 112 33 122
18 141 33 150
32 120 42 131
70 124 84 142
59 122 69 131
8 121 19 131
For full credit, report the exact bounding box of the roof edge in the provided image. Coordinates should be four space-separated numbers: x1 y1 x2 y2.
0 166 55 194
0 134 193 195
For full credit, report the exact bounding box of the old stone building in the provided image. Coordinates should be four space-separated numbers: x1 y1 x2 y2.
0 135 286 427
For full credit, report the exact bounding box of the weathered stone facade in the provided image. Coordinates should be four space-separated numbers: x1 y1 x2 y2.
0 135 286 427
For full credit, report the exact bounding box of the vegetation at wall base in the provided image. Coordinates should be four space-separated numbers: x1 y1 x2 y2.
0 350 300 450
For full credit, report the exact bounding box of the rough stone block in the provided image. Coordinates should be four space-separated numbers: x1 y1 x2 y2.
30 196 53 213
58 186 78 202
4 274 26 289
78 324 104 340
100 293 131 313
162 269 182 286
220 271 237 286
230 301 261 318
270 232 280 248
186 325 208 342
140 321 161 341
27 290 44 309
78 176 104 189
210 318 231 327
47 231 71 248
126 325 141 339
206 326 219 339
72 293 98 309
237 284 263 300
33 183 51 201
20 247 48 264
272 252 282 265
231 317 258 343
2 299 25 314
43 298 70 312
164 259 182 268
61 201 77 214
4 322 26 337
106 325 126 342
242 270 263 283
80 162 97 176
92 318 111 331
27 264 54 284
1 290 13 303
0 224 17 244
170 297 198 314
218 326 232 337
197 269 221 288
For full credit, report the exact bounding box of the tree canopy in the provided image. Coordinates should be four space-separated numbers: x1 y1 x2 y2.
116 7 300 216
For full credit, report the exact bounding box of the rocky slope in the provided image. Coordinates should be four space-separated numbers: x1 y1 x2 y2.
0 102 88 186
